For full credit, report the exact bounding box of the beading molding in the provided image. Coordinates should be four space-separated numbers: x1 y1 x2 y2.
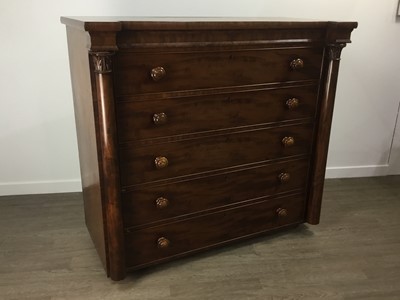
90 52 114 74
327 43 346 61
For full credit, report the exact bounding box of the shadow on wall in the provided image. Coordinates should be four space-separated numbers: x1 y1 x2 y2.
388 146 400 175
388 100 400 175
396 0 400 22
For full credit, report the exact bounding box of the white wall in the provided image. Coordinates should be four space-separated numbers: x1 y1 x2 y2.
1 0 399 196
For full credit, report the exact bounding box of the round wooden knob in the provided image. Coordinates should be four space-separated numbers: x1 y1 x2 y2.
278 172 290 184
290 58 304 70
282 136 295 147
286 98 300 110
150 66 166 81
277 208 288 217
157 237 170 249
153 112 168 125
154 156 169 169
156 197 169 209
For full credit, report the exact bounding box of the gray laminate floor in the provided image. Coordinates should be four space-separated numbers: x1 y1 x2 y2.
0 176 400 300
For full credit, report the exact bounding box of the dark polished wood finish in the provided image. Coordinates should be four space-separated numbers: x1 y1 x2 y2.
64 28 108 272
113 47 323 96
119 122 314 186
90 52 126 280
62 17 356 280
122 158 310 228
307 43 346 225
116 84 318 141
125 194 305 268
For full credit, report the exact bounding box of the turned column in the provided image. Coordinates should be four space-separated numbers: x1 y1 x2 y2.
90 51 126 280
307 43 346 225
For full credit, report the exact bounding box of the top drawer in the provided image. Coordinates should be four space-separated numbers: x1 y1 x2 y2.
113 47 323 96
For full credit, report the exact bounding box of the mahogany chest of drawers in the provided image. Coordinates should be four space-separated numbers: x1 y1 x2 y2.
61 17 357 280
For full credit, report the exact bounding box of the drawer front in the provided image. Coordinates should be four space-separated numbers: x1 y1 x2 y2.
119 123 314 186
116 85 318 142
122 158 310 228
125 194 305 268
113 48 323 95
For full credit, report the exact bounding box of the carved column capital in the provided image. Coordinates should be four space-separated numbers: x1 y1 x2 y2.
327 43 346 61
90 52 114 74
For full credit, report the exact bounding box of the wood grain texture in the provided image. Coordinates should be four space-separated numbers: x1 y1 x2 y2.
307 42 345 225
116 84 318 141
125 194 305 268
119 122 314 186
122 157 310 228
64 27 108 272
117 29 326 49
113 47 323 96
60 16 357 33
91 53 126 280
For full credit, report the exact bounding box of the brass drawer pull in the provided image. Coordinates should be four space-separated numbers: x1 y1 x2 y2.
282 136 295 147
276 208 288 217
154 156 169 169
156 197 169 209
157 237 170 249
286 98 300 110
290 58 304 70
151 66 166 81
153 112 168 125
278 172 290 184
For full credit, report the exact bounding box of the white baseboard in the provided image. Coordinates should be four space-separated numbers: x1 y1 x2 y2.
0 165 396 196
325 164 390 178
0 179 82 196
